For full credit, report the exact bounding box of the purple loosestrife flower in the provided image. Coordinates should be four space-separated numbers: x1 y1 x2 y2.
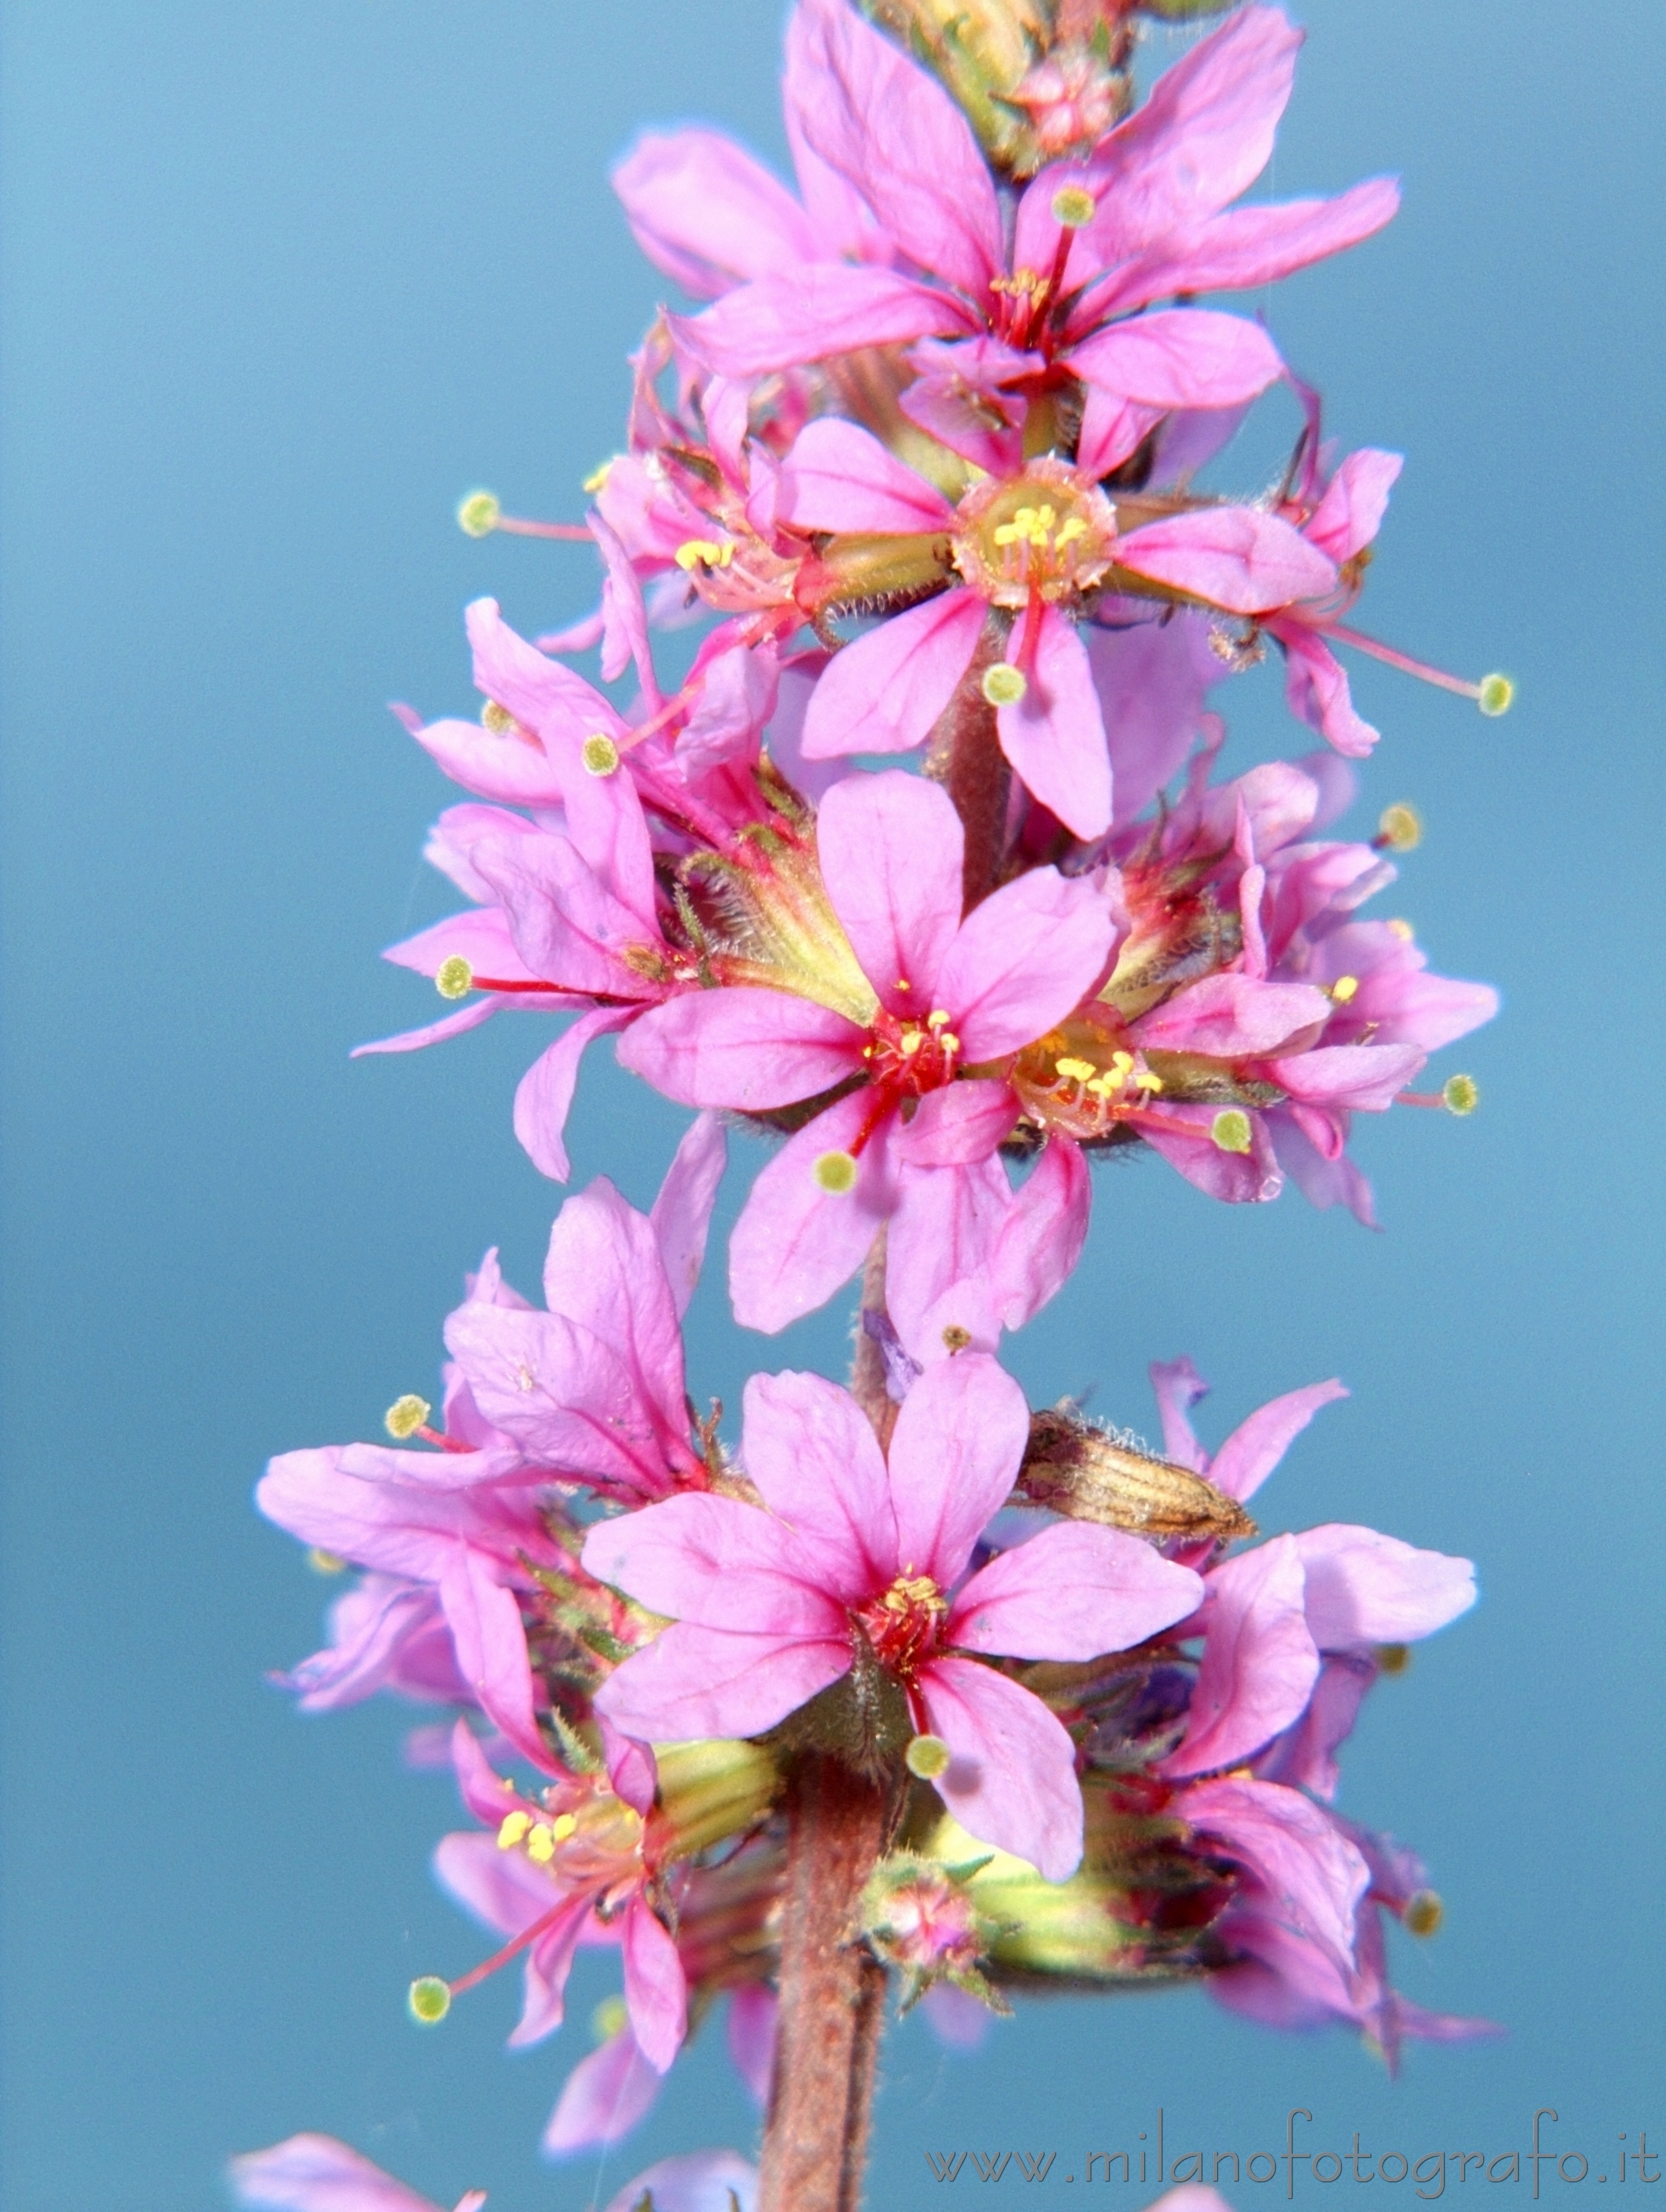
583 1356 1202 1879
618 767 1114 1330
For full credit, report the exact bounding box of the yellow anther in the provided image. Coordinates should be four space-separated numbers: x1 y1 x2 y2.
384 1393 432 1441
582 459 615 494
940 1324 972 1354
884 1573 946 1613
939 1033 960 1054
894 977 912 992
1330 974 1360 1005
1404 1889 1444 1938
456 491 500 538
1376 1642 1411 1675
981 662 1027 707
1133 1070 1163 1092
549 1811 577 1842
1477 672 1513 717
307 1548 347 1575
1377 801 1422 852
436 955 474 1000
898 1028 924 1056
674 538 732 571
1109 1050 1133 1076
525 1823 557 1864
408 1976 451 2024
1388 918 1416 941
1442 1073 1479 1116
1085 1075 1114 1099
814 1150 859 1195
1211 1109 1254 1154
927 1009 951 1029
905 1733 953 1780
592 1995 629 2044
481 700 517 736
581 733 621 777
497 1811 532 1851
1055 515 1089 548
1051 184 1096 229
1055 1057 1096 1083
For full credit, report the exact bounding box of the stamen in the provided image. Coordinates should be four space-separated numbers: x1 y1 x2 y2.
408 1976 451 2024
1442 1073 1479 1115
814 1151 859 1195
436 955 474 1000
497 1811 531 1850
591 1994 629 2043
905 1733 953 1780
1404 1889 1443 1938
1328 624 1515 714
1376 803 1422 852
982 662 1027 706
674 538 734 571
481 701 518 736
307 1548 347 1575
384 1394 432 1441
582 459 616 493
1329 975 1360 1005
422 1895 582 2008
1051 184 1096 229
1211 1110 1254 1154
581 733 621 776
456 492 500 538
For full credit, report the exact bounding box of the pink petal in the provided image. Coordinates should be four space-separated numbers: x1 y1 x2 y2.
993 606 1112 840
438 1552 555 1774
1304 448 1403 564
1117 506 1339 616
887 1353 1030 1588
1148 1354 1210 1470
542 2028 662 2156
1133 973 1331 1059
595 1622 852 1742
1075 390 1167 481
790 0 1002 300
950 1523 1203 1660
778 418 954 535
915 1656 1084 1880
623 1896 688 2072
801 590 986 760
934 866 1115 1061
650 1112 728 1320
990 1137 1090 1331
920 1982 994 2050
581 1494 844 1636
1180 1774 1370 1974
1266 1105 1379 1226
617 988 864 1110
739 1369 899 1600
379 900 534 981
1069 309 1283 413
1136 1101 1284 1205
1084 614 1223 828
510 1904 595 2048
1160 1535 1321 1778
433 1829 559 1942
890 1082 1019 1167
675 265 971 379
885 1155 1013 1361
728 1087 900 1333
513 1007 637 1182
1207 1378 1348 1502
1296 1525 1475 1649
541 1175 690 1454
815 770 964 1012
410 714 567 808
599 1715 658 1818
611 129 819 297
229 2135 455 2212
592 511 661 705
1263 1041 1425 1113
1099 179 1402 315
1275 624 1379 758
602 2152 759 2212
727 1987 777 2106
351 996 500 1059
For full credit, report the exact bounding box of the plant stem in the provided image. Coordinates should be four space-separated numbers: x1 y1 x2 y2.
927 620 1011 911
757 1234 897 2212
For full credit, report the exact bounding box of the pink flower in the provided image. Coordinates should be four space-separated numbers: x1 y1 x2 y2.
583 1357 1202 1878
619 768 1115 1330
229 2135 485 2212
674 3 1393 454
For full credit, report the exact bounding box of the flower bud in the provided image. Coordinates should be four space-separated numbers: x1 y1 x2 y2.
1017 1408 1255 1542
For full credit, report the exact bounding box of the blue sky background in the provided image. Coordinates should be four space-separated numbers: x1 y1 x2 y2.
2 3 1662 2207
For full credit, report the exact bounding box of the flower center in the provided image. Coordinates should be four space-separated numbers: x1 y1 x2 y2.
854 1572 948 1680
862 1007 961 1098
950 460 1117 609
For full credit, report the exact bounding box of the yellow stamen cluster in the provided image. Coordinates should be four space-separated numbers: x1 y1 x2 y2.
384 1393 432 1441
497 1807 578 1862
991 504 1089 556
456 491 499 538
674 538 734 571
1056 1049 1162 1102
989 266 1049 299
881 1574 948 1618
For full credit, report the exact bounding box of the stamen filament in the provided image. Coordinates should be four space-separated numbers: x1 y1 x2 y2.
444 1898 576 2000
1326 624 1491 701
492 516 595 542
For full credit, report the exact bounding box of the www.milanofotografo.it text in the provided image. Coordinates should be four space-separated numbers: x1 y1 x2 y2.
921 2112 1660 2193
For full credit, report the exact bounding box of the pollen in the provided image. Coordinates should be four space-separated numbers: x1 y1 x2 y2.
1404 1889 1444 1938
814 1150 860 1194
582 459 615 493
581 733 621 776
1051 184 1097 229
940 1324 972 1353
592 1994 629 2043
456 491 500 538
1378 802 1422 851
1476 672 1513 717
1211 1109 1254 1154
905 1733 953 1780
982 662 1027 707
1388 918 1416 941
1055 1056 1096 1083
1442 1073 1480 1116
525 1823 557 1863
436 955 474 1000
384 1393 432 1441
481 700 517 736
926 1009 950 1028
1376 1642 1412 1675
674 538 733 571
1329 975 1360 1005
408 1976 451 2025
307 1548 347 1575
497 1811 532 1850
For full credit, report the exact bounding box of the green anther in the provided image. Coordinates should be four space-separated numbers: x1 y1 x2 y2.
456 490 500 538
1442 1074 1479 1116
1211 1109 1253 1154
814 1151 859 1194
435 955 473 1000
1476 673 1513 717
384 1393 431 1441
905 1733 952 1780
981 662 1027 707
408 1976 451 2025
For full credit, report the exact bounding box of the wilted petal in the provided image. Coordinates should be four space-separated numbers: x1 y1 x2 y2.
887 1354 1030 1587
915 1657 1083 1881
801 589 986 760
950 1523 1203 1661
1304 448 1403 564
1180 1774 1370 1975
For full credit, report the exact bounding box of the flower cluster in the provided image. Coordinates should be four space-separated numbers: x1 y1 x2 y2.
246 5 1504 2208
